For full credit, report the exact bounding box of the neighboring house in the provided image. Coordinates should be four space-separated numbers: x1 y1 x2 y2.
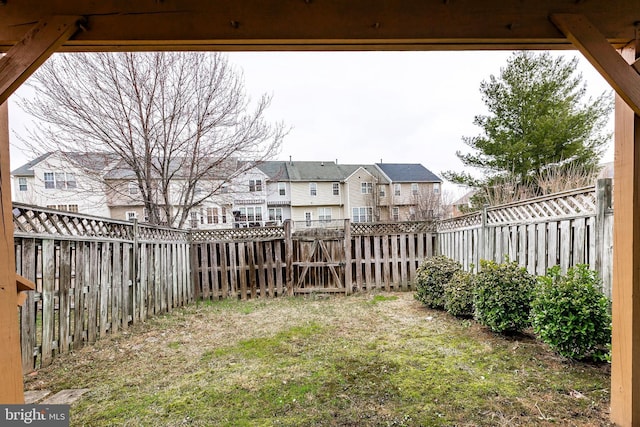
450 190 475 218
283 160 346 225
12 151 116 217
257 161 291 226
374 163 443 221
13 152 442 227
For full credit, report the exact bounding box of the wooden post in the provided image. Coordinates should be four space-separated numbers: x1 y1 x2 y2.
0 102 23 403
284 220 294 296
595 178 613 293
611 45 640 427
343 219 352 295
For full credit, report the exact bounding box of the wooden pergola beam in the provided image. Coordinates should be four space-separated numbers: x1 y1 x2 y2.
0 15 80 404
550 14 640 116
551 13 640 427
0 15 82 105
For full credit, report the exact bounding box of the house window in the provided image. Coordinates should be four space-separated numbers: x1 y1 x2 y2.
143 208 150 222
238 206 263 226
411 183 419 195
379 185 386 197
318 207 332 221
45 172 76 189
190 211 198 228
126 211 137 221
47 204 79 213
332 182 340 196
128 181 138 195
18 177 27 191
249 179 262 192
305 212 312 227
269 207 283 222
392 207 399 221
207 207 219 224
309 182 317 196
352 207 373 223
409 207 416 221
433 183 440 194
278 182 286 196
361 182 373 194
222 207 227 223
44 172 55 189
394 183 401 196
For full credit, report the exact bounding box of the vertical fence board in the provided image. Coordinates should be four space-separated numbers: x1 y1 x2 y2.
374 236 382 289
41 240 55 367
20 239 36 373
58 240 71 354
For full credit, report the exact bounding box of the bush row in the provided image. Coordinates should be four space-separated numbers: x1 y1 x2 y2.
414 255 611 361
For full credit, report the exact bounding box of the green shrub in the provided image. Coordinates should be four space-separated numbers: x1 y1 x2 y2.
474 259 536 334
531 265 611 361
444 269 476 317
415 255 462 309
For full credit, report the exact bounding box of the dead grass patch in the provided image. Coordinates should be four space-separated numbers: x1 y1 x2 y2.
25 292 612 426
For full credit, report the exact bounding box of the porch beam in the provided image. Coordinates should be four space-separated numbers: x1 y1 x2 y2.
0 15 82 105
610 45 640 426
550 13 640 116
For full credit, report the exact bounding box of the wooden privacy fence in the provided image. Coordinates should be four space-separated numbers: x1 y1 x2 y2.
437 179 614 297
13 204 192 373
190 220 436 299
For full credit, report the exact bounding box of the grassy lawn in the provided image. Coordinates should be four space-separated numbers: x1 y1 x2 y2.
24 292 611 426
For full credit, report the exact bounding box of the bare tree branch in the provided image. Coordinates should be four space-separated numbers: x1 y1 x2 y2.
19 52 287 227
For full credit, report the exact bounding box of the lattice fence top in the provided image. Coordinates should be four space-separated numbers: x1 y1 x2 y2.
137 224 190 242
437 185 598 232
436 213 482 232
486 186 596 225
190 226 285 242
351 221 435 235
13 203 134 240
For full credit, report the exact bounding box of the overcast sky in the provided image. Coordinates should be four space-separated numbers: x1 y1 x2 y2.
7 50 614 197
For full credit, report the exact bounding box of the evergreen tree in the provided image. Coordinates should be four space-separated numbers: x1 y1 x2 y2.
444 51 612 200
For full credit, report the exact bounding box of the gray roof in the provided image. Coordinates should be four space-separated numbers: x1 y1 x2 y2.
339 164 389 183
375 163 441 183
258 161 290 180
284 161 345 181
11 152 53 176
12 151 119 176
103 157 240 180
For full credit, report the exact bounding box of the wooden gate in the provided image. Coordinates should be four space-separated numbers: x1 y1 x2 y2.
292 227 348 295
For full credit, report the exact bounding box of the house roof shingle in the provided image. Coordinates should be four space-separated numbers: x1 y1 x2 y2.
375 163 441 183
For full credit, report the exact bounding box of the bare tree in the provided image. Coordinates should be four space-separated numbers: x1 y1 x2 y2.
20 52 286 228
412 187 450 220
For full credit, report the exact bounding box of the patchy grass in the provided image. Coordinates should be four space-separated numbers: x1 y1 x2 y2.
24 293 611 426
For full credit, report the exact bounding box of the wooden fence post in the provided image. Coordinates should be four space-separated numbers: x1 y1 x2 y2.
343 219 352 295
595 178 613 295
131 219 139 323
284 220 294 296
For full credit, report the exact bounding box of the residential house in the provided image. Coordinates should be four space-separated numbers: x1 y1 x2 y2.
374 163 442 221
12 151 116 217
283 160 345 225
257 161 291 226
13 153 442 227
